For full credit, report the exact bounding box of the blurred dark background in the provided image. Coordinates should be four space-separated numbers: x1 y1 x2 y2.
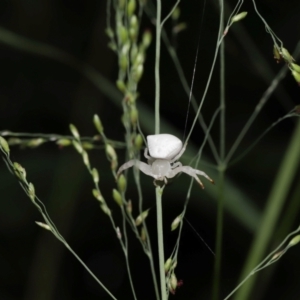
0 0 300 299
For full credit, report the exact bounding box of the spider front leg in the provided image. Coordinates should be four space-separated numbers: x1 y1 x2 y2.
117 159 155 179
168 165 214 189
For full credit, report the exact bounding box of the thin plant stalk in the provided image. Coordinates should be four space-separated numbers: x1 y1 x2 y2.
155 0 162 135
154 1 167 299
212 0 225 295
156 186 166 300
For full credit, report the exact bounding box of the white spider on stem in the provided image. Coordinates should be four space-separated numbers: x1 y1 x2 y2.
117 134 214 188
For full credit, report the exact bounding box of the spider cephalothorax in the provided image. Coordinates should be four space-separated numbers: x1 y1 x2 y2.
117 134 214 188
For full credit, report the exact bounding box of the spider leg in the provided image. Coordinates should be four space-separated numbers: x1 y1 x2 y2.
168 165 214 189
117 159 155 178
144 147 151 159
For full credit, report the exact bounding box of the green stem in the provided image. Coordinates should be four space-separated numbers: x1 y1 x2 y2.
233 120 300 300
156 186 166 300
212 1 225 299
212 165 225 300
155 0 162 134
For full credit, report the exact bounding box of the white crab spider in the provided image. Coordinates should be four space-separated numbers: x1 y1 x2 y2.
117 134 214 188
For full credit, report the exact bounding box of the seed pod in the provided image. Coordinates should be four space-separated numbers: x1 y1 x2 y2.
119 53 127 71
134 134 143 150
171 7 180 21
28 183 35 202
135 209 150 226
106 144 117 161
117 174 127 193
27 138 45 148
113 189 123 206
82 151 90 168
92 168 99 184
273 45 281 63
93 114 104 134
0 136 10 154
140 227 147 242
231 11 248 24
281 47 294 64
13 162 27 182
142 30 152 49
72 140 83 154
171 214 182 231
132 64 143 82
291 63 300 73
118 26 128 44
69 124 80 140
127 0 136 17
56 138 71 147
100 203 111 216
170 273 178 291
292 70 300 85
105 28 114 39
126 200 132 214
130 107 138 125
164 258 172 273
92 189 104 203
116 80 126 93
35 222 51 231
289 235 300 246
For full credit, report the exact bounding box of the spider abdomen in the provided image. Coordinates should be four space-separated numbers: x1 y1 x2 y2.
147 134 182 160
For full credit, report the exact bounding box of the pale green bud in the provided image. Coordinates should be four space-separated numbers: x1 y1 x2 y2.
56 139 71 147
126 200 132 214
116 79 126 92
135 209 150 226
132 64 143 82
105 28 114 39
171 214 182 231
69 124 80 140
100 203 111 216
106 144 117 161
289 235 300 246
92 189 104 203
92 168 99 184
82 151 90 168
292 70 300 85
27 138 45 148
28 182 35 202
72 140 83 154
130 107 139 125
93 114 104 134
273 45 281 62
171 7 180 21
13 162 26 182
113 189 123 206
117 174 127 193
140 227 146 241
231 12 248 24
130 44 138 62
164 258 172 273
0 136 10 154
119 53 128 71
142 30 152 49
134 134 143 150
281 47 294 64
35 222 51 231
170 273 178 291
291 63 300 73
127 0 136 17
118 26 128 44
